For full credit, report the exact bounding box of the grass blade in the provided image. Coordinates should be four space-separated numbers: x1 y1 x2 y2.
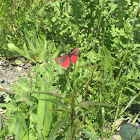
82 129 98 140
48 116 69 140
77 101 117 108
40 99 68 109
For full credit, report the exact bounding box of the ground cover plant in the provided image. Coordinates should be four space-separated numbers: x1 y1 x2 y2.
0 0 140 139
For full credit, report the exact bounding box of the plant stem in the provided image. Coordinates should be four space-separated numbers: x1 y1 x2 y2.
109 87 123 140
70 94 75 139
0 87 22 95
95 0 106 39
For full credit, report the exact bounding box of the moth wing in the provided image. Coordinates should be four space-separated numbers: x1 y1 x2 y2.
70 55 78 64
55 55 70 68
61 57 70 68
71 48 79 56
70 48 79 63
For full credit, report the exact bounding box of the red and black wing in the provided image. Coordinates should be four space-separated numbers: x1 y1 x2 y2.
55 48 79 68
70 48 79 64
55 55 70 68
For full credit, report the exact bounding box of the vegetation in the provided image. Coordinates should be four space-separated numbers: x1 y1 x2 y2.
0 0 140 139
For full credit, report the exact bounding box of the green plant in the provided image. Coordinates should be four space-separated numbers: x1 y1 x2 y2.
0 0 140 139
120 124 137 140
8 34 55 63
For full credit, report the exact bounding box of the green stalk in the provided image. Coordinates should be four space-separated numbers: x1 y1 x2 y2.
70 94 75 140
95 0 106 39
109 88 123 140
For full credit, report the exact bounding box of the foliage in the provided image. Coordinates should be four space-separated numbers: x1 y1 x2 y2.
120 124 137 140
0 0 140 139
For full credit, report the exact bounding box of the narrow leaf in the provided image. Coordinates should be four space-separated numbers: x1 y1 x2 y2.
34 91 64 98
82 129 98 140
121 93 140 114
8 43 24 55
0 116 3 131
48 116 69 140
15 118 20 140
43 100 52 136
40 99 68 109
23 43 36 62
124 87 136 94
77 101 117 107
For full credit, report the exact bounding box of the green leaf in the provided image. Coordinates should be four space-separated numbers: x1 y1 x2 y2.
120 124 137 140
40 99 68 109
102 46 114 80
43 99 52 136
53 45 62 59
8 43 24 55
135 127 140 139
14 59 25 65
0 116 4 131
109 3 117 14
77 101 117 107
34 91 64 98
30 38 36 53
121 93 140 114
37 94 47 130
124 87 136 94
23 43 36 62
15 118 20 140
82 129 98 140
48 116 69 140
99 0 104 8
52 17 56 22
